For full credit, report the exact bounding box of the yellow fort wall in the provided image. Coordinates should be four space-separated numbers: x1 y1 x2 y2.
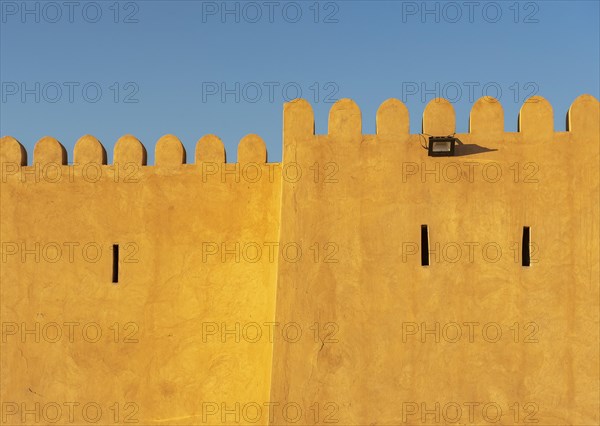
0 94 598 425
1 133 281 424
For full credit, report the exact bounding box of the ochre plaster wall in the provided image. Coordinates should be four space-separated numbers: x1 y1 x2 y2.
271 95 599 425
1 95 598 425
1 134 281 424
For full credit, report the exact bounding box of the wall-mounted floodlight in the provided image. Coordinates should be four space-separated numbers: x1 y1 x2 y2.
428 136 457 157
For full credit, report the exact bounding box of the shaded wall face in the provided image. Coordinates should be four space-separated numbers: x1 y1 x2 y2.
270 96 600 425
1 95 599 426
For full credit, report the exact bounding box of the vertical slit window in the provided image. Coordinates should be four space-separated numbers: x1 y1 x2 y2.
112 244 119 283
421 225 429 266
522 227 531 267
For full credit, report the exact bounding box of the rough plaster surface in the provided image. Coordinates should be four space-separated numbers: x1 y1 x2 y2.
0 95 598 425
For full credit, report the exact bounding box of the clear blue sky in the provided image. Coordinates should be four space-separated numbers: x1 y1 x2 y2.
1 0 599 163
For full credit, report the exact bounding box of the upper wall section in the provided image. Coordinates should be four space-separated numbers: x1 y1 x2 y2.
283 94 599 143
1 95 598 169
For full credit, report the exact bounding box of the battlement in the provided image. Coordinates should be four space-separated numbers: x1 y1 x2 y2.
0 133 266 168
2 95 598 171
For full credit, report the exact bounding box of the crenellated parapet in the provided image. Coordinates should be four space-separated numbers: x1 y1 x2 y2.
0 132 268 169
1 94 598 173
283 94 598 143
